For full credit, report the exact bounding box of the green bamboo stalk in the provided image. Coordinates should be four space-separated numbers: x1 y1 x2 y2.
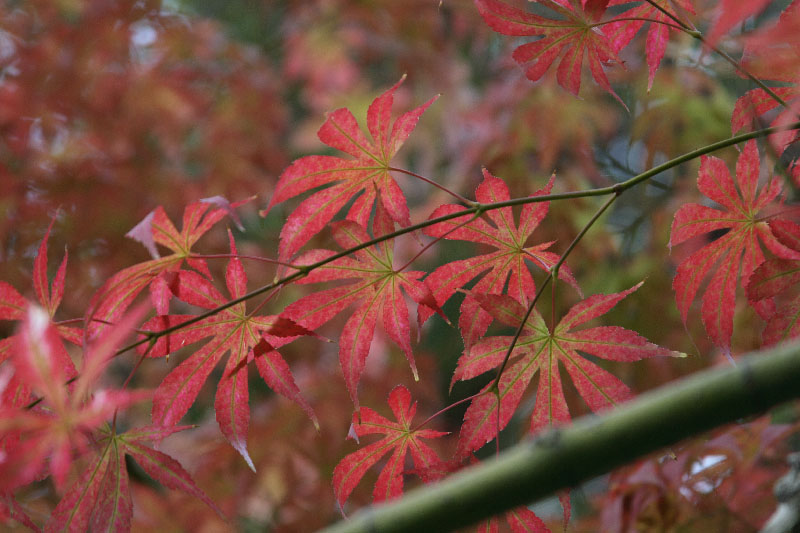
321 340 800 533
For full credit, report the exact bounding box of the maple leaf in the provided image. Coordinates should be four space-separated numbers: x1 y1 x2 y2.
0 305 149 491
482 506 550 533
422 169 580 351
732 2 800 155
262 76 438 261
283 202 444 407
603 0 695 90
669 141 800 350
0 220 80 410
141 230 316 471
706 0 770 46
88 198 242 336
454 285 680 457
47 425 222 532
747 219 800 345
475 0 624 104
332 385 446 508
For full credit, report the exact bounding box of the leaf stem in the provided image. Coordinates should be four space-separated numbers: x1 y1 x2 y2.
389 167 475 206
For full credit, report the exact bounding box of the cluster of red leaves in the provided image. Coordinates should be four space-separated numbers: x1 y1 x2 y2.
3 0 800 531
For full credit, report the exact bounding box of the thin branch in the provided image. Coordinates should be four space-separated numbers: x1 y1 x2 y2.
113 122 800 357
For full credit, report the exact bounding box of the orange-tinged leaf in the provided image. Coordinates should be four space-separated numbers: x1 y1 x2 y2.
669 141 799 349
332 385 446 507
455 285 680 457
263 76 437 261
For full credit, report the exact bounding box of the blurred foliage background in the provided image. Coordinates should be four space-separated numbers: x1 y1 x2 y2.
2 0 797 530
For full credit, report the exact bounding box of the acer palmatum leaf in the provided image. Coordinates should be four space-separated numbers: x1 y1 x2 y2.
0 222 80 410
141 231 317 470
475 0 625 105
283 201 445 408
47 425 222 532
748 220 800 345
88 198 244 337
423 169 580 351
706 0 769 46
332 385 446 508
604 0 695 90
454 285 682 457
262 76 438 261
669 140 800 351
0 305 149 491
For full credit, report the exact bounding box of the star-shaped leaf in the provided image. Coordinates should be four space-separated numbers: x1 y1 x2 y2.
89 198 242 336
262 76 438 261
332 385 446 508
140 231 317 470
475 0 624 104
423 169 580 351
284 202 444 408
454 285 680 457
669 140 799 350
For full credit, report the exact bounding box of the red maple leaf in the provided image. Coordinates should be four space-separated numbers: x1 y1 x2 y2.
747 219 800 345
732 2 800 155
332 385 446 508
140 231 317 470
422 169 580 351
669 140 799 351
88 198 242 336
482 506 550 533
262 76 438 261
604 0 695 90
475 0 624 104
0 305 149 491
47 425 222 532
454 286 680 457
0 220 80 410
284 202 443 408
706 0 770 46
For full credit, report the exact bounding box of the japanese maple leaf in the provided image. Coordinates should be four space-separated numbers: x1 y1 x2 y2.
454 285 680 457
482 506 550 533
747 219 800 345
669 141 800 351
88 197 243 336
706 0 770 46
283 202 443 408
0 220 80 410
422 169 580 351
140 231 317 470
732 2 800 155
47 425 222 532
475 0 624 104
603 0 695 90
332 385 446 508
262 76 438 261
0 305 148 491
